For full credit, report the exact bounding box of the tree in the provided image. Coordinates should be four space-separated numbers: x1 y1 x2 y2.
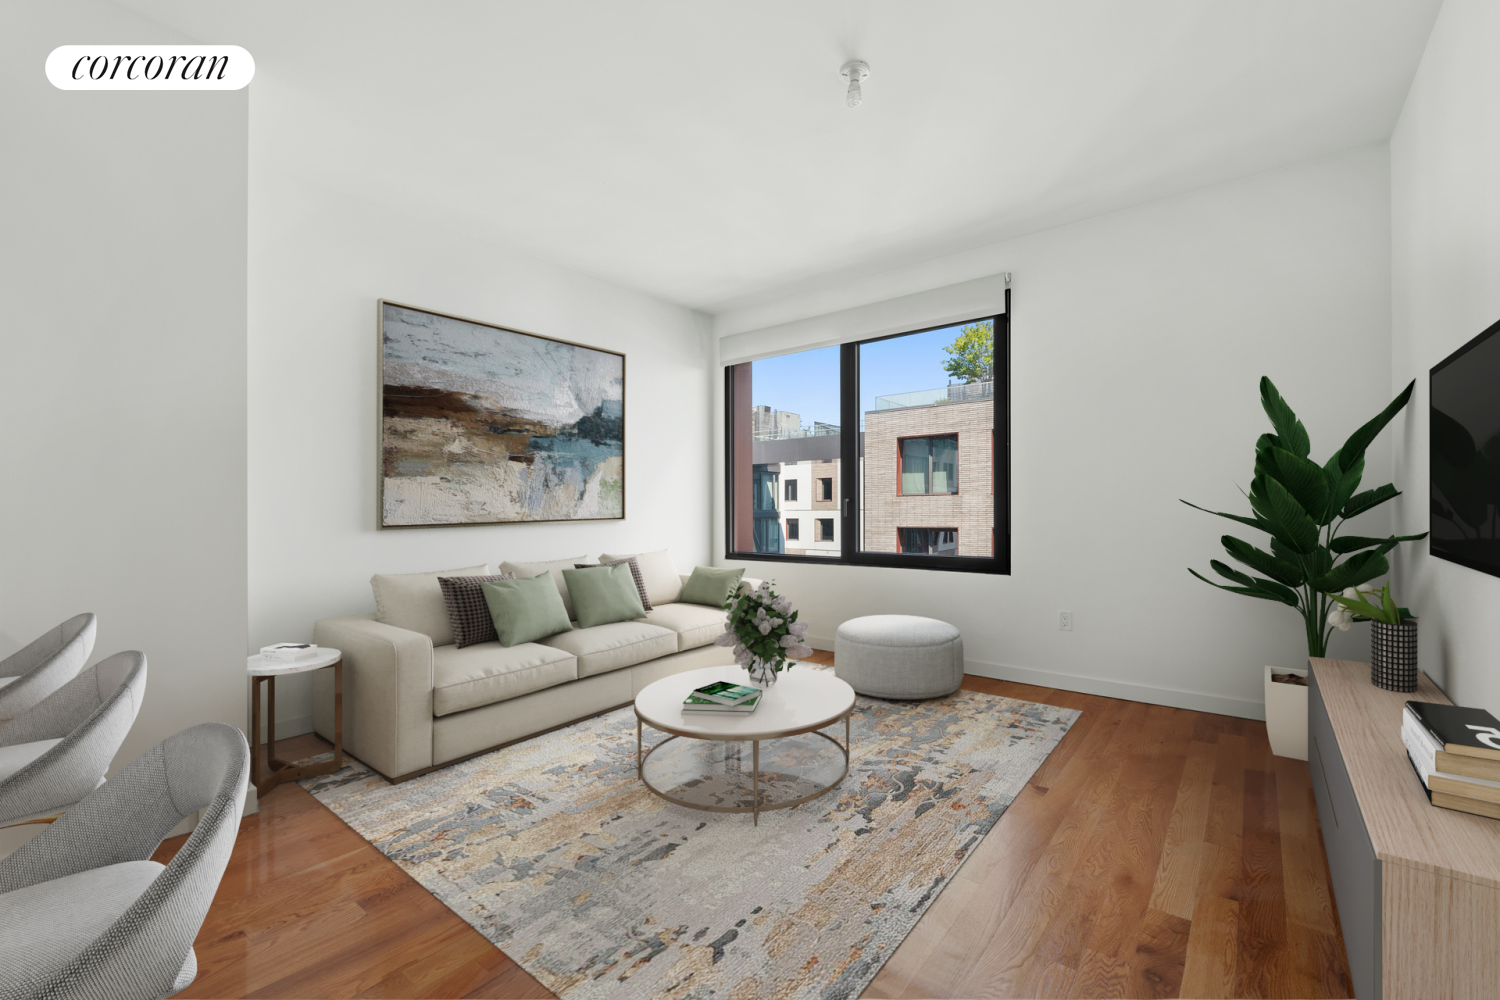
942 321 993 384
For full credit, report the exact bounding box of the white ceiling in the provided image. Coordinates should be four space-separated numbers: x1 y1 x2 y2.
121 0 1440 312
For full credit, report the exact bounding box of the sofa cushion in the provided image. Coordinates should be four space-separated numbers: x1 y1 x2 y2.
680 566 745 607
599 549 681 606
539 621 677 678
438 573 516 648
481 574 574 647
0 738 63 782
564 564 646 629
432 641 578 716
372 564 490 646
498 555 589 620
640 603 729 652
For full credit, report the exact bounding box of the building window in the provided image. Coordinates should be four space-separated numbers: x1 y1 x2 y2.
725 306 1008 574
898 528 958 555
786 518 800 540
897 435 958 495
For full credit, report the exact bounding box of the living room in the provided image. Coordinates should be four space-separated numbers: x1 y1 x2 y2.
4 1 1499 998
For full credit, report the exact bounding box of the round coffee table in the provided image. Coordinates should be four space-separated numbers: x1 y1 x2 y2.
634 664 856 825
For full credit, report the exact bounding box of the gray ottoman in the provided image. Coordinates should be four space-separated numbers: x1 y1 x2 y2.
834 615 964 699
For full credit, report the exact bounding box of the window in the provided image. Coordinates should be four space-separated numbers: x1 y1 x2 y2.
898 435 958 495
898 528 958 555
726 306 1008 574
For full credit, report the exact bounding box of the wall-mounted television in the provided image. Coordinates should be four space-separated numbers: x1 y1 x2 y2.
1431 318 1500 578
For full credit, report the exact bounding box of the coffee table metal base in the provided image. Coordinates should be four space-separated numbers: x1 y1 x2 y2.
636 714 851 825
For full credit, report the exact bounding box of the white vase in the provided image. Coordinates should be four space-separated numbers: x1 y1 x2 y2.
1264 664 1308 760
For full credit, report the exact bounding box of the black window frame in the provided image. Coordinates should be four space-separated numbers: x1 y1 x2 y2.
784 479 798 502
817 477 833 501
785 517 800 541
724 297 1010 575
816 517 835 541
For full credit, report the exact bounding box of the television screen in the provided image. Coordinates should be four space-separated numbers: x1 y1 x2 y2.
1430 318 1500 577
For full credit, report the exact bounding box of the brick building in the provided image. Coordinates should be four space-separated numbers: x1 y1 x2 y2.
860 382 994 557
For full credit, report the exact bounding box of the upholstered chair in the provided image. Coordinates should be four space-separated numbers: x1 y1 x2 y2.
0 651 147 827
0 613 97 721
0 722 249 1000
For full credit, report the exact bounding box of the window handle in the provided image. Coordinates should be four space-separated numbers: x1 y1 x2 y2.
844 498 851 518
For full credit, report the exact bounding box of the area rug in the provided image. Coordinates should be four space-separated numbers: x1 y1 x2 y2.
301 672 1078 1000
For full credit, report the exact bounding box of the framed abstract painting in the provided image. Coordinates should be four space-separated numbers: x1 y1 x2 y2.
378 301 625 527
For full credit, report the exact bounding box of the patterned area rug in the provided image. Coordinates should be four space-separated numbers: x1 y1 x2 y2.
302 671 1078 1000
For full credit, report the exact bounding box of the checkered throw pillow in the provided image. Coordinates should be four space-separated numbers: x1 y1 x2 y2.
574 556 652 611
438 572 516 648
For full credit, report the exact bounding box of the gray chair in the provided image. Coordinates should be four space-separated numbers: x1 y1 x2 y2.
0 651 147 826
0 722 249 1000
0 613 97 721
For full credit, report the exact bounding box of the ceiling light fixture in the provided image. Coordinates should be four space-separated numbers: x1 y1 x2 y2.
841 60 869 108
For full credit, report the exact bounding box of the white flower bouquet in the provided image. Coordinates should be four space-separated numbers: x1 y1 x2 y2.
713 580 813 683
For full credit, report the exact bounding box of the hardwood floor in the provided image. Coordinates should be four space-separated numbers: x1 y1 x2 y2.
156 651 1352 999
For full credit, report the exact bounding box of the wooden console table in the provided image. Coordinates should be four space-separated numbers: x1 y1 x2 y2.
1309 657 1500 999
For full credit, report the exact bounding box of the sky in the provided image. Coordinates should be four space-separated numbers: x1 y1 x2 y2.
749 322 982 429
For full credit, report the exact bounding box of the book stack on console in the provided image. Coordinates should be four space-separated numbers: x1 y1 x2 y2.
1402 700 1500 820
682 681 761 714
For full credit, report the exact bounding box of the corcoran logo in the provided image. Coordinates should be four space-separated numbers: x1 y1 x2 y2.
46 45 254 90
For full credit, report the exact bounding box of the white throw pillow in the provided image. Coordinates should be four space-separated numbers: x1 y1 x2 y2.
371 564 490 646
599 549 681 606
497 556 590 621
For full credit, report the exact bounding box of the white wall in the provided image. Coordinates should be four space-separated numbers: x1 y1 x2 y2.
249 164 714 736
715 146 1396 719
0 0 249 768
1390 0 1500 714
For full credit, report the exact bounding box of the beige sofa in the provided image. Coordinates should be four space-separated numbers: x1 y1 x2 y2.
311 553 753 783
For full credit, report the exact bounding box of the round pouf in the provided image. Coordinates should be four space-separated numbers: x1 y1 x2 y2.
834 615 963 700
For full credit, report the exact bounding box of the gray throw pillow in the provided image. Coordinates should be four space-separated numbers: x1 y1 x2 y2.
564 563 647 629
575 557 652 611
480 573 574 647
438 573 516 648
679 566 746 607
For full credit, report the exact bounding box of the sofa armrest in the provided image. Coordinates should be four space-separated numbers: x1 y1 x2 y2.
313 614 434 780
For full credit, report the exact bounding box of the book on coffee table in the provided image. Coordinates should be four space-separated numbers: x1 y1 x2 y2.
682 692 761 713
690 681 760 705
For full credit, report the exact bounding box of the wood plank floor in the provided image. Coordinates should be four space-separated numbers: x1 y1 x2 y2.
156 651 1353 999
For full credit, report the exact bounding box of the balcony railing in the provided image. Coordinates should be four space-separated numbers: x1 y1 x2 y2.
752 422 842 442
874 380 993 410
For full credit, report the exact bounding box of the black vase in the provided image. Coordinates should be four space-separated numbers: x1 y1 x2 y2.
1370 619 1418 692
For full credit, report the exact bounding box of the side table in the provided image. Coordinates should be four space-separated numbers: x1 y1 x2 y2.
247 647 343 797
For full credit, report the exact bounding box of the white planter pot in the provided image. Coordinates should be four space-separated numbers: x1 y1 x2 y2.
1264 664 1308 760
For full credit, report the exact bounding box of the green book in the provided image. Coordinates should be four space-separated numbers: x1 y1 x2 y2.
682 692 761 713
690 681 761 705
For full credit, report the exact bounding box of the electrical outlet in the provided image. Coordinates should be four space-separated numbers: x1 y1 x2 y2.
1059 611 1074 631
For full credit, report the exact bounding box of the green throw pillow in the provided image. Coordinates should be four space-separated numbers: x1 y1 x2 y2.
562 563 646 629
680 566 745 607
481 573 573 647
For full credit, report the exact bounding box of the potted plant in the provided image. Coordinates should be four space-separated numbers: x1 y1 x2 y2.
1327 583 1419 692
714 581 814 686
1183 377 1427 758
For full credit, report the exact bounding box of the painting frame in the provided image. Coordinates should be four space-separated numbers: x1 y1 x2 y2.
376 300 626 529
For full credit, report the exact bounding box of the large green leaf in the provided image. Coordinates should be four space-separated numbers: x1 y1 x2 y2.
1342 483 1400 519
1179 500 1273 535
1338 379 1415 472
1262 476 1320 553
1189 568 1300 607
1326 452 1364 521
1330 532 1428 555
1211 560 1256 587
1313 550 1390 592
1270 447 1332 526
1221 536 1304 586
1260 377 1310 458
